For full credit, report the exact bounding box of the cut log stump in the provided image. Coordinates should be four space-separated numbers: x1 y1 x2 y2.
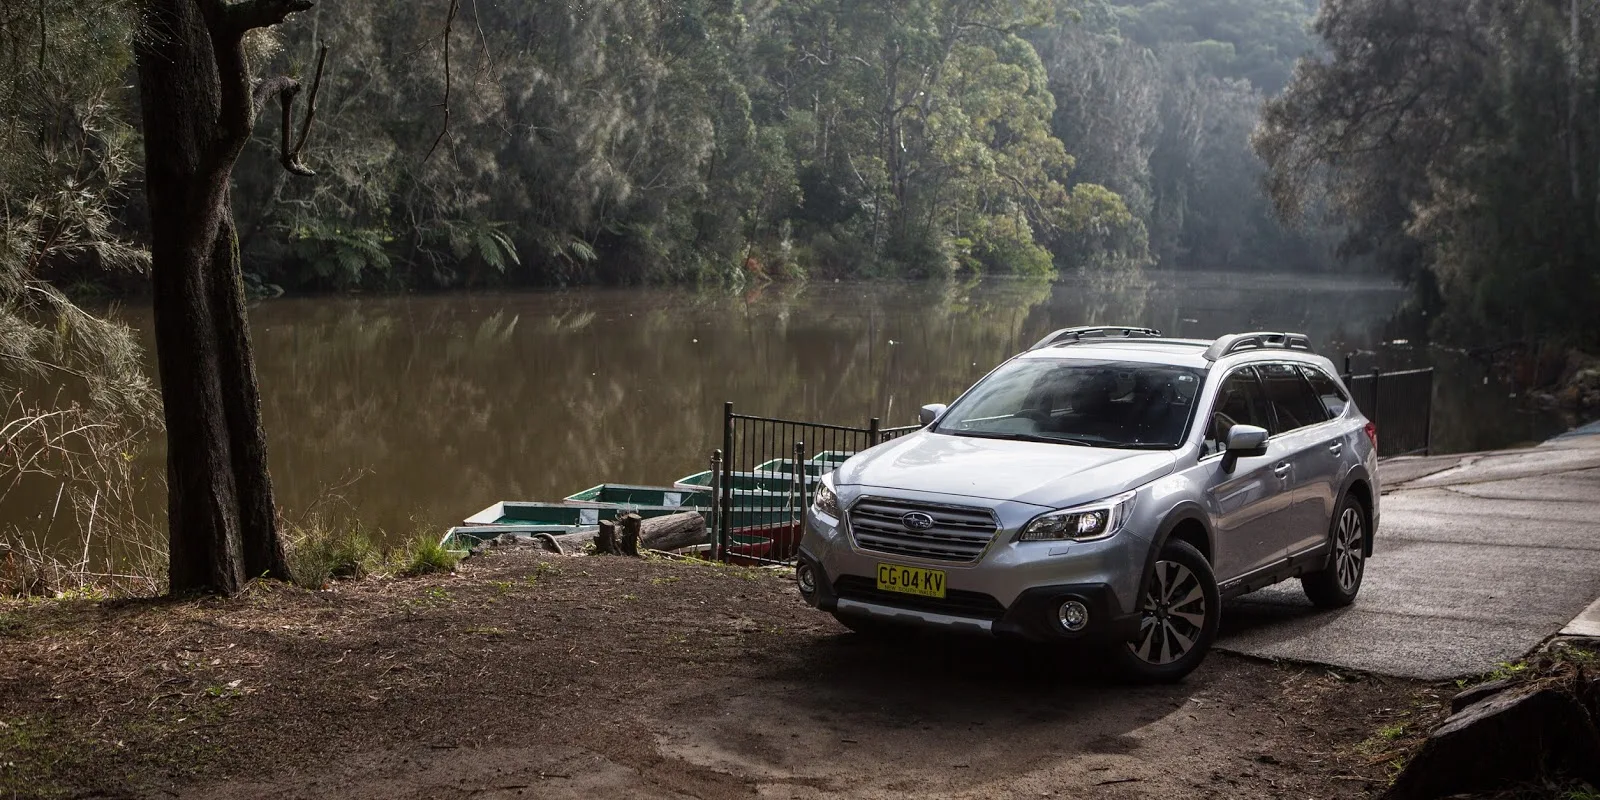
619 513 643 557
596 520 618 555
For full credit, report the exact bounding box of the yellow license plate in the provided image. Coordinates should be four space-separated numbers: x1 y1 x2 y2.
876 563 946 599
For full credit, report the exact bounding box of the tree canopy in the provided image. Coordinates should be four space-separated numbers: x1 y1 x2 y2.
6 0 1342 296
1258 0 1600 346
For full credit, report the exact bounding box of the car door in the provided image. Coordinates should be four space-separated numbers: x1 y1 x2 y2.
1257 362 1338 558
1199 366 1296 580
1291 364 1357 554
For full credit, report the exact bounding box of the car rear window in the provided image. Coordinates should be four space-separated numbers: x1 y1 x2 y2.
1299 365 1350 418
1258 362 1331 434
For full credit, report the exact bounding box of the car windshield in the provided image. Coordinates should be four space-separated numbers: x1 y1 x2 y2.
933 358 1205 448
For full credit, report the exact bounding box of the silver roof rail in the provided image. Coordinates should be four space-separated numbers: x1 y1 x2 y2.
1201 331 1314 361
1028 326 1163 351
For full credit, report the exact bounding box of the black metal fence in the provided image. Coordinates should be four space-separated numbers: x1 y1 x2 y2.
713 403 915 565
1341 367 1434 457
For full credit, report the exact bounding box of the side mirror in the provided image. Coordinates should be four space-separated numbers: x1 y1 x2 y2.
1221 424 1269 473
919 403 948 427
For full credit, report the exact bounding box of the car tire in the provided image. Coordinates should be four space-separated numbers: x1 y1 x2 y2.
1301 494 1368 608
1108 539 1220 683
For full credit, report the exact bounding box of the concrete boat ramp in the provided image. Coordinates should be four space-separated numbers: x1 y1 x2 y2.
1216 426 1600 679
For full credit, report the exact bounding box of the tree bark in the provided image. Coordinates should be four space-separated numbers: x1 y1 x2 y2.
135 0 310 595
637 512 707 553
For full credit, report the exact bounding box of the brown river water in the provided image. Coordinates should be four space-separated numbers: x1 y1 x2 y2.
8 271 1572 551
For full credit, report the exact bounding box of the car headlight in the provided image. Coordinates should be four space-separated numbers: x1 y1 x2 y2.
812 477 842 518
1019 491 1138 542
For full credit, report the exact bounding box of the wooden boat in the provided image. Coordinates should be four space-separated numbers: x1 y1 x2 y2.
562 483 709 507
464 500 694 528
445 449 854 557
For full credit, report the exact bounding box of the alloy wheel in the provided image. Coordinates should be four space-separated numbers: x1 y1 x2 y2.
1334 506 1365 593
1129 560 1208 665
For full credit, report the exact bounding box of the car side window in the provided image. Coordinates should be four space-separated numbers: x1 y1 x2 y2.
1203 367 1271 455
1258 362 1330 434
1299 366 1350 418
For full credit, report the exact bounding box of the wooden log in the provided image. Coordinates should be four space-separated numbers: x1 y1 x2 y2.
596 520 618 555
637 511 707 553
619 513 643 557
539 511 706 557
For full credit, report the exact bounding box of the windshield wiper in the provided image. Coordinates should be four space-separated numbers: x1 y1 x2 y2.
944 430 1109 447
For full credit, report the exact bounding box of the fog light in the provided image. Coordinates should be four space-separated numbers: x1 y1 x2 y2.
1058 600 1089 632
796 563 817 595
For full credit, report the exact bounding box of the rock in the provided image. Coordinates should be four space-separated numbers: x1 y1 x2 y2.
1387 686 1600 800
1449 677 1517 713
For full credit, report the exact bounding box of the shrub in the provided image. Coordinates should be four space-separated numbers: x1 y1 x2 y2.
400 535 460 577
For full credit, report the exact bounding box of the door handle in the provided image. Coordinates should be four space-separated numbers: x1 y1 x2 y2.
1328 442 1343 456
1273 462 1292 480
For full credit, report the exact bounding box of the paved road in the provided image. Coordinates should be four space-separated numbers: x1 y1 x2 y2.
1215 431 1600 680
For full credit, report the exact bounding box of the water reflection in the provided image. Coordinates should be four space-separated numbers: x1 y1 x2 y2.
83 271 1565 546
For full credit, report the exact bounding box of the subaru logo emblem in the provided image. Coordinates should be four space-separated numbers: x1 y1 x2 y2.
901 512 935 531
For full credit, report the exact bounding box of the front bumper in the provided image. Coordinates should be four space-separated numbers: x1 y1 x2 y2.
796 503 1145 643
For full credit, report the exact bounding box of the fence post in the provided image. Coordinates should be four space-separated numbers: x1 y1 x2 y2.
793 441 808 550
707 449 722 559
869 416 881 445
719 401 734 562
1370 366 1382 441
1422 368 1435 455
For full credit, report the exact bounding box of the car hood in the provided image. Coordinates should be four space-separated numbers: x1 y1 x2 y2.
836 431 1178 509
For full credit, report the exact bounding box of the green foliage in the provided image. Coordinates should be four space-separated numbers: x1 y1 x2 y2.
1258 0 1600 347
286 520 383 587
1033 0 1338 273
0 0 151 409
401 535 460 577
228 0 1164 283
9 0 1343 289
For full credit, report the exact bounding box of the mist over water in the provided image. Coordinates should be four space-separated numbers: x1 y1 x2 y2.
52 271 1567 548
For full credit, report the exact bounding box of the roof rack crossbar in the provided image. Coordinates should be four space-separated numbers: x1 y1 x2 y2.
1028 325 1163 351
1201 331 1314 361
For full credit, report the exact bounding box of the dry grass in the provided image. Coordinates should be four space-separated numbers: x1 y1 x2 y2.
1 390 164 598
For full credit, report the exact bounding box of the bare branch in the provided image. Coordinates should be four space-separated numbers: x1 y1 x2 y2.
253 75 298 116
249 43 328 177
423 0 461 163
280 43 328 175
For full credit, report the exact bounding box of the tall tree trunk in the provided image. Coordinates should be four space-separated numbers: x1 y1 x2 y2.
135 0 309 595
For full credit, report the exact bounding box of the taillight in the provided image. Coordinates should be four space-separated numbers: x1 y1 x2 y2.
1364 421 1378 450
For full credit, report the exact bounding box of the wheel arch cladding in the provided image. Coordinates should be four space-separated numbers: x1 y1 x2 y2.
1344 478 1375 556
1136 508 1213 605
1162 511 1212 565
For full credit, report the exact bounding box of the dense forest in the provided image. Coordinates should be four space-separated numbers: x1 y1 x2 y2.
3 0 1334 297
1258 0 1600 347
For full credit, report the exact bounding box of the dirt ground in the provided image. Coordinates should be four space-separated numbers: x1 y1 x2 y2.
0 549 1444 799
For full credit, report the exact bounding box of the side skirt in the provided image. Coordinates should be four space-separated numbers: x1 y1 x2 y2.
1217 543 1333 600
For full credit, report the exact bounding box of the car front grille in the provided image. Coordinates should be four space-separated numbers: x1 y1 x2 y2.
845 497 999 563
833 576 1006 620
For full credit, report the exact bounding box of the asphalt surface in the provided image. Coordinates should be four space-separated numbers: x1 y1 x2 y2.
1215 431 1600 680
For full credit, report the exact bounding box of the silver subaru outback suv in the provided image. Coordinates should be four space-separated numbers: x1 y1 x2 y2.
795 327 1380 681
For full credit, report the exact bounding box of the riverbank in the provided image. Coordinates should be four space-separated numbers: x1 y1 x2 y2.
1 548 1428 799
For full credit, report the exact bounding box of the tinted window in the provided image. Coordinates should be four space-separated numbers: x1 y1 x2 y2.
1300 366 1350 418
1204 367 1271 455
1258 363 1331 434
934 358 1204 448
